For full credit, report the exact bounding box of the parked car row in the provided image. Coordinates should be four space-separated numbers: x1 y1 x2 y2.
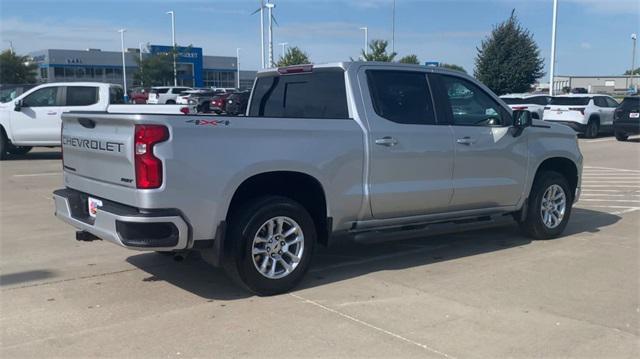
500 93 638 139
129 86 250 115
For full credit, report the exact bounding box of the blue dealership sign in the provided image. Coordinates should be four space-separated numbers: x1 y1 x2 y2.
149 45 204 87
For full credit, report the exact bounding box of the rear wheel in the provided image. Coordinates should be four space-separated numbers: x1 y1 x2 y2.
615 131 629 141
225 196 316 295
584 118 599 138
0 128 8 161
519 171 573 240
7 145 32 155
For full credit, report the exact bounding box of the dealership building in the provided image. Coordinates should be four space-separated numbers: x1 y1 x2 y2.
29 45 257 90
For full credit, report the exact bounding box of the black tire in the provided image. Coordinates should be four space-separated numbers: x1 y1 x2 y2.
0 127 8 161
7 145 32 155
519 171 573 240
166 100 176 104
584 118 599 139
615 131 629 141
224 196 316 296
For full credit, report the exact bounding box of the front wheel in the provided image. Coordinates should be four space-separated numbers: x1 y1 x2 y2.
225 196 316 295
519 171 573 240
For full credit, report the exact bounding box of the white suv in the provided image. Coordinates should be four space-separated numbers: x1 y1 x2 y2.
500 94 551 120
543 94 619 138
147 86 192 104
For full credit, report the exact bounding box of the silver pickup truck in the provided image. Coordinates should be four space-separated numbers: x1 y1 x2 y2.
54 62 583 295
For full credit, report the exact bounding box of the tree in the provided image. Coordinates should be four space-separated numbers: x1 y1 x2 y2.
398 54 420 64
624 67 640 75
133 49 175 86
440 63 467 73
361 40 397 62
276 46 311 67
474 10 544 95
0 50 38 84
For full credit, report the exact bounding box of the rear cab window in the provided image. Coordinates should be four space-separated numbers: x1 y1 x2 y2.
65 86 99 106
248 69 349 119
109 86 125 104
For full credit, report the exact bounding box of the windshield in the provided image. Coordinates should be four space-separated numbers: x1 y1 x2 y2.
620 97 639 110
550 97 590 106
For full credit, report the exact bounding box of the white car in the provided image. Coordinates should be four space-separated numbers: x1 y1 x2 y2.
0 82 196 159
500 94 551 120
543 94 619 138
147 86 192 104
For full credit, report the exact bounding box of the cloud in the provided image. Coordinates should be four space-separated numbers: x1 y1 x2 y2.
580 42 592 49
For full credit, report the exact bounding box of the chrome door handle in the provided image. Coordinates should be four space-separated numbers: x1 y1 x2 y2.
456 137 476 145
375 136 398 147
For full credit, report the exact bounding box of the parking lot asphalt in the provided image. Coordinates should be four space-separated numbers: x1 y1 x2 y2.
1 136 639 358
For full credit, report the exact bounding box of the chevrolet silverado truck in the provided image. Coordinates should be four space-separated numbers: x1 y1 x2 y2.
53 62 583 295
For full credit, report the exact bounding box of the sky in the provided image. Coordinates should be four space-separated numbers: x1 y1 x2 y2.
0 0 638 78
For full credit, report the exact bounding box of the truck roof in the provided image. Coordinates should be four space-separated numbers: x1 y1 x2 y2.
257 61 475 78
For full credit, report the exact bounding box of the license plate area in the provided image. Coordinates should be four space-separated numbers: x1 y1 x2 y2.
630 112 639 118
88 197 103 218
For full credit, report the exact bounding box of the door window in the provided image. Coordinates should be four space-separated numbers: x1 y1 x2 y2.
604 97 619 108
593 97 607 107
22 87 60 107
437 75 508 126
366 70 436 125
66 86 99 106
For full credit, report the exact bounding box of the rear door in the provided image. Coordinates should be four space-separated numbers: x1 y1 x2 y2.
594 96 615 126
10 85 64 143
429 73 527 211
359 68 454 219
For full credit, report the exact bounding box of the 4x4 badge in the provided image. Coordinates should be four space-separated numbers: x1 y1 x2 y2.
186 119 230 126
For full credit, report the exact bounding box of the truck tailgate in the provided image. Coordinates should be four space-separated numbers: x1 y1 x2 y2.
62 113 136 188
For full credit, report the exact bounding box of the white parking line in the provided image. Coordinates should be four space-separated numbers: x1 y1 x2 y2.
290 293 456 359
583 166 640 173
580 199 640 203
581 193 640 197
12 172 60 177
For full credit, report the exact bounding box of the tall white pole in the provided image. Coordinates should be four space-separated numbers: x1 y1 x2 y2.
549 0 558 96
279 42 288 58
118 29 128 102
392 0 396 54
167 10 177 86
360 27 368 57
236 48 241 89
260 3 265 69
631 33 637 89
266 2 274 67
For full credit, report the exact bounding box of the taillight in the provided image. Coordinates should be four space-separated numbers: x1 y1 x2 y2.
134 125 169 189
179 107 190 115
569 107 585 115
512 106 528 110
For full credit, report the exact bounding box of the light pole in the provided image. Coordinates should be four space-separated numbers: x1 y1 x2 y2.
265 1 275 67
359 27 368 58
118 29 128 103
549 0 558 96
4 40 14 53
236 48 241 89
279 42 288 59
631 33 637 90
391 0 396 54
166 10 177 86
138 42 144 87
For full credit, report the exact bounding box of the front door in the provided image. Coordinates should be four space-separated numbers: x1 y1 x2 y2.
429 73 528 211
360 68 454 219
10 85 63 144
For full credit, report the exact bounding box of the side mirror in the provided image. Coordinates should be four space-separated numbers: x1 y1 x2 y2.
513 109 532 128
14 100 23 112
